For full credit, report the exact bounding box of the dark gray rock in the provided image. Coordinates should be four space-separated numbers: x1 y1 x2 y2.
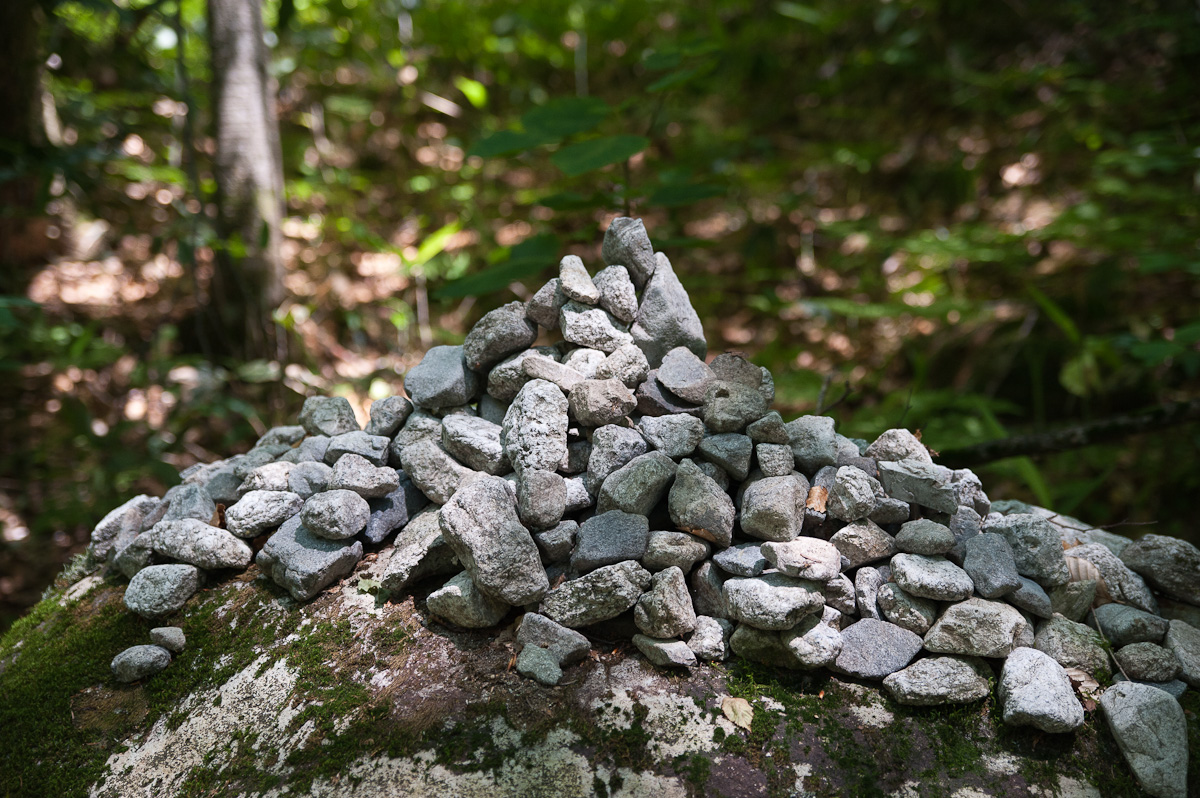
697 434 753 482
831 619 923 680
379 507 459 592
667 458 735 547
870 497 913 526
601 217 656 288
365 396 412 437
634 566 697 638
712 543 768 577
540 560 652 628
1048 580 1097 623
786 415 837 474
516 644 563 685
325 431 391 467
362 476 429 545
517 612 591 666
1098 681 1188 798
299 396 359 437
567 378 637 427
877 460 957 514
1120 534 1200 606
630 252 705 368
526 278 566 329
895 518 955 556
124 564 200 618
441 414 511 475
163 483 217 522
111 645 172 683
642 530 710 572
427 571 510 628
533 520 577 564
256 515 363 601
1066 543 1158 614
300 489 370 540
739 475 805 542
593 265 638 323
486 349 540 403
501 379 569 474
225 490 303 538
463 300 539 371
999 647 1085 733
638 414 704 459
571 510 650 572
635 369 703 418
1164 619 1200 688
597 452 677 516
702 381 768 434
746 411 789 444
516 469 566 531
1115 643 1181 682
1006 576 1054 619
961 532 1022 598
690 561 728 618
404 346 481 410
984 513 1070 588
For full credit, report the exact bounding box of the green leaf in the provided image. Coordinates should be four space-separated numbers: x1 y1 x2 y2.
537 191 598 211
414 221 462 266
648 62 715 92
775 2 824 25
435 234 559 299
324 94 373 121
645 183 725 207
551 136 649 177
521 96 610 138
1025 285 1080 345
467 129 555 158
453 76 488 109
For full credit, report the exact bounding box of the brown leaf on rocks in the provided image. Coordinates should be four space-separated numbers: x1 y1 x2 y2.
211 504 226 529
722 696 754 730
806 486 829 513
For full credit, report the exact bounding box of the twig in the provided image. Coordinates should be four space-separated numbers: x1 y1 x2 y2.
815 373 834 414
897 386 914 427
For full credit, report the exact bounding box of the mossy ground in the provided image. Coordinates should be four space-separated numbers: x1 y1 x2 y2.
2 563 1197 798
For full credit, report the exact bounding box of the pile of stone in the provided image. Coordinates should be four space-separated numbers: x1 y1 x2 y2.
88 218 1197 798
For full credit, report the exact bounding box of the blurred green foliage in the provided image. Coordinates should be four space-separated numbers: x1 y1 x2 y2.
1 0 1198 626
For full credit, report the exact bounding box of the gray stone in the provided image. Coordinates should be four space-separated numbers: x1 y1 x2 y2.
786 415 837 474
293 436 331 466
516 469 566 531
744 413 787 447
1067 543 1159 615
522 353 585 394
961 532 1022 598
561 347 607 379
824 574 856 616
1120 534 1200 606
438 475 547 606
256 516 363 601
364 396 412 437
111 645 172 683
427 571 511 628
668 458 735 547
517 613 591 666
145 519 254 571
999 647 1085 733
300 490 370 541
729 624 804 669
896 518 955 556
441 414 510 475
1092 603 1168 647
1006 576 1054 619
532 520 577 564
602 217 657 288
656 347 715 404
698 434 753 482
761 538 841 581
391 411 443 452
597 452 677 516
830 520 896 568
638 414 704 458
892 553 974 601
1034 614 1110 675
124 564 200 618
690 561 728 618
256 425 306 447
855 566 886 620
884 656 992 706
755 443 794 477
950 468 991 517
163 483 217 522
233 447 285 480
708 353 762 388
925 597 1028 658
587 425 648 488
325 431 390 467
723 572 825 631
502 379 569 474
696 461 731 492
563 478 592 512
225 490 303 538
478 394 509 426
1163 619 1200 688
405 346 481 410
568 378 636 427
237 461 293 496
877 460 957 514
633 634 697 667
738 475 805 542
540 560 652 628
362 476 429 544
985 513 1070 588
713 543 768 578
835 435 878 477
516 644 563 685
1115 642 1181 682
327 454 399 499
635 370 702 418
826 466 878 521
1112 673 1188 699
559 254 600 304
486 349 541 403
702 381 767 434
526 278 566 329
149 626 186 653
187 460 244 505
781 614 844 668
1098 681 1188 798
593 342 649 388
1049 580 1097 623
286 462 333 499
88 494 161 561
378 507 459 592
877 583 938 635
635 566 697 638
560 301 633 353
593 265 638 323
463 301 538 371
865 428 932 464
688 615 733 661
571 510 650 573
630 252 705 368
945 505 982 565
870 497 913 526
643 530 710 572
831 619 923 680
560 439 591 475
299 396 359 437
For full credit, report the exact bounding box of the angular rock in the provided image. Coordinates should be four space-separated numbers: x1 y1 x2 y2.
1164 620 1200 688
729 624 804 669
883 656 992 706
522 353 585 394
561 347 607 379
786 415 837 474
88 494 161 561
1034 615 1110 675
961 532 1022 598
831 619 923 680
325 431 390 467
984 513 1070 588
593 342 649 388
378 507 459 592
761 538 841 581
532 520 577 564
1048 580 1097 623
149 626 186 653
463 300 539 371
441 414 510 475
1066 543 1159 615
826 466 878 522
668 458 735 547
925 597 1027 658
656 347 715 404
633 635 697 667
703 381 768 434
602 217 656 288
593 264 638 323
163 483 217 522
596 452 677 516
1115 642 1181 682
559 254 600 304
1006 576 1054 619
636 370 703 418
299 396 359 437
781 614 843 669
1098 681 1188 798
404 345 481 410
256 516 363 601
364 395 412 437
124 564 200 618
877 460 958 514
559 301 633 353
755 443 794 477
516 644 562 686
237 461 293 496
438 475 548 606
540 560 652 628
516 469 566 531
111 645 172 683
697 434 753 482
287 461 333 499
713 542 768 578
870 497 913 526
502 379 569 474
362 476 429 544
865 429 932 464
486 349 541 403
327 455 399 499
225 490 303 539
1120 534 1200 606
1092 603 1168 647
895 518 955 556
146 519 254 571
567 378 637 427
999 647 1085 733
630 252 705 368
877 583 938 635
427 571 510 628
300 490 370 541
587 425 648 488
688 615 733 661
638 414 704 459
830 520 896 568
738 475 805 542
891 553 974 601
517 613 591 666
642 530 710 572
526 278 566 329
571 510 650 573
722 572 824 631
690 560 728 618
824 574 856 616
747 411 790 444
634 566 698 638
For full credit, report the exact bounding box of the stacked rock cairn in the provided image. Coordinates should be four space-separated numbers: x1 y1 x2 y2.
89 218 1196 797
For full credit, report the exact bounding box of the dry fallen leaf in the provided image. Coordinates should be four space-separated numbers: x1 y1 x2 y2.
806 486 829 513
1063 666 1101 706
721 696 754 731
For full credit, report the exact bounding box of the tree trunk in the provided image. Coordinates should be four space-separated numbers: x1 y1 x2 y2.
205 0 285 361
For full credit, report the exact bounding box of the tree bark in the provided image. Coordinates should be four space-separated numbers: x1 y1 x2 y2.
206 0 285 361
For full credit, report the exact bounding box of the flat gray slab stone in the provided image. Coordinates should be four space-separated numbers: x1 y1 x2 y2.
831 619 923 680
256 515 363 601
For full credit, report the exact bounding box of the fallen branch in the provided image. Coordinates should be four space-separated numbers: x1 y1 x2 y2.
938 399 1200 468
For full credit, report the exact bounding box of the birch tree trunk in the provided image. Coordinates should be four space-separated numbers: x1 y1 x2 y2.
206 0 285 361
